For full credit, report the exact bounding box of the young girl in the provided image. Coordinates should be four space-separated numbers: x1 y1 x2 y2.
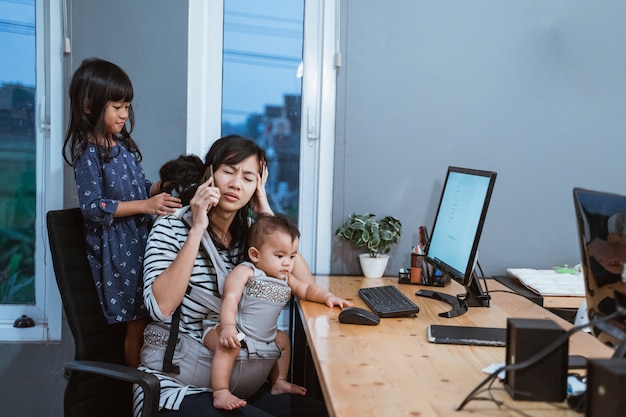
63 58 181 367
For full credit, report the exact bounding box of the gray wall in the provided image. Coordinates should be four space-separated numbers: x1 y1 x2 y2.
331 0 626 278
63 0 189 206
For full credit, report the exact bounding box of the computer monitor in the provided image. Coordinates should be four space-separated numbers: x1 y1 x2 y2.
573 188 626 354
416 166 497 318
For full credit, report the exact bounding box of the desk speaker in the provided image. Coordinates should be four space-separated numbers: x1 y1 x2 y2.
504 318 568 402
586 358 626 417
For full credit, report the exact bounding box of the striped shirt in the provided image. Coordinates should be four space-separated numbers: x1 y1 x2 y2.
133 209 243 416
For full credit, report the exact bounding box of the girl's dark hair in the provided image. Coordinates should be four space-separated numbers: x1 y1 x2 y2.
63 58 141 165
159 154 205 205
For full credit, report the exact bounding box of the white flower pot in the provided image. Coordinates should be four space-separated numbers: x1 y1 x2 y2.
358 253 389 278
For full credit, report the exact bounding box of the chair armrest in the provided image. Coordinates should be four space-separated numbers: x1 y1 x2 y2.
65 360 159 417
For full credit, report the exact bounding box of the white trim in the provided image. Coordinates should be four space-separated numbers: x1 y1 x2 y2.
1 0 63 342
299 0 337 274
44 0 65 341
187 0 223 157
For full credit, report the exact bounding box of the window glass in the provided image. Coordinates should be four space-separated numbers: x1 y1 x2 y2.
0 0 36 305
222 0 304 222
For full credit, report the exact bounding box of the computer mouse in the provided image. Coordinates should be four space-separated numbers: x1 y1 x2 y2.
338 307 380 325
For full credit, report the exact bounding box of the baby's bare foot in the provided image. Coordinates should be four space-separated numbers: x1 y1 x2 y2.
213 388 247 410
271 379 307 396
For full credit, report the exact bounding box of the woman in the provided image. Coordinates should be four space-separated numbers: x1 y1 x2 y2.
135 135 326 417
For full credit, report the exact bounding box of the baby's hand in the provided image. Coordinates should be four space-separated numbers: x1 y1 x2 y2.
324 295 354 309
219 325 241 348
147 193 181 215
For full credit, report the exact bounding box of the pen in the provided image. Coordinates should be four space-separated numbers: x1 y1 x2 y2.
418 226 429 284
419 226 429 251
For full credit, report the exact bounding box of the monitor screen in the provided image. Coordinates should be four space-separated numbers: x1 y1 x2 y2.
426 166 497 287
573 187 626 351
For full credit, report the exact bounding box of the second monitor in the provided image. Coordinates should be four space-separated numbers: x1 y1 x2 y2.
416 166 497 318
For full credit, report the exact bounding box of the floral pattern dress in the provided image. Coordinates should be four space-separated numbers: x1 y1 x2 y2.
74 141 151 324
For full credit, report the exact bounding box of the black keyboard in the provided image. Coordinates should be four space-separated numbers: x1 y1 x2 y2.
358 285 420 318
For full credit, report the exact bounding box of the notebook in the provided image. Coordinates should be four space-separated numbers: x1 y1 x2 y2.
506 268 585 296
427 324 507 347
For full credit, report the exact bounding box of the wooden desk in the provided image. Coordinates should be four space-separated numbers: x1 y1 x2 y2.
293 276 612 417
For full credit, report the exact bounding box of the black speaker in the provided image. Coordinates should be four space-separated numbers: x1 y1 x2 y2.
586 358 626 417
504 318 568 402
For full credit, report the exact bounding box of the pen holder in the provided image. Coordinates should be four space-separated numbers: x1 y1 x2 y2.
404 254 450 287
410 253 426 284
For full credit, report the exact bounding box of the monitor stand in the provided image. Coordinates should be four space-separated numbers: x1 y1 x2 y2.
415 272 491 318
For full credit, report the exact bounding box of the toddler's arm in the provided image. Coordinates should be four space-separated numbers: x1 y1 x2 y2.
288 276 353 308
219 265 253 348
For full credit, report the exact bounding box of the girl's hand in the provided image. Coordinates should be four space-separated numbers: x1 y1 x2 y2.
249 161 273 215
189 177 220 229
146 193 182 216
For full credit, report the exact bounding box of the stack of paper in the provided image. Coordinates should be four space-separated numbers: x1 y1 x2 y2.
506 268 585 297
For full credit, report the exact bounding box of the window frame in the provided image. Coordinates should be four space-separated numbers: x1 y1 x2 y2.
0 0 64 342
186 0 338 273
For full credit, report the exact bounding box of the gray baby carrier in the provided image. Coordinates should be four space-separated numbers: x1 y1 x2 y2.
141 207 281 398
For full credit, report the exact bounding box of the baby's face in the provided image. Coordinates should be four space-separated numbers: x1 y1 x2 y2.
253 231 299 280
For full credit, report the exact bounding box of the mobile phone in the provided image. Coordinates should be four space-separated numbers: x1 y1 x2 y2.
201 164 214 184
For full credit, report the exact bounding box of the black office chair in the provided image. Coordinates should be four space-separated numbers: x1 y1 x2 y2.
46 208 159 417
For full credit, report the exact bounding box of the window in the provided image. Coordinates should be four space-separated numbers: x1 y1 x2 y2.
221 1 304 223
187 0 338 273
0 0 63 342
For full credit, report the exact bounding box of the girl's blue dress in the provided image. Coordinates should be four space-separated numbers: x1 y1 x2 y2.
74 141 151 324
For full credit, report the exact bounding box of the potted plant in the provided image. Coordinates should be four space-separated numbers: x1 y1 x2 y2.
335 213 402 278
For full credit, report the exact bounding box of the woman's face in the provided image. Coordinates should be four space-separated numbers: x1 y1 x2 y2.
213 154 259 213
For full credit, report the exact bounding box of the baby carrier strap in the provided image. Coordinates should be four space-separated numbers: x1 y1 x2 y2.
177 206 226 310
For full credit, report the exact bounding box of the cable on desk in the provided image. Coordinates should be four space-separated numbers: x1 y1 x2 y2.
488 289 541 305
456 308 626 411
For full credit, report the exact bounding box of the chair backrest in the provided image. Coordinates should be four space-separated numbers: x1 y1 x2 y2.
573 188 626 348
47 208 133 417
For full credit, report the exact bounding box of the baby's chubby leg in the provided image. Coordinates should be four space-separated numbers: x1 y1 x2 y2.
270 330 307 396
204 327 248 410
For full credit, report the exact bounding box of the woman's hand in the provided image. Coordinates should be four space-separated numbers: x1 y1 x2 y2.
189 176 220 230
249 161 273 215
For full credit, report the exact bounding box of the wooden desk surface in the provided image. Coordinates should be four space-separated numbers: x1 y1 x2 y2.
296 276 613 417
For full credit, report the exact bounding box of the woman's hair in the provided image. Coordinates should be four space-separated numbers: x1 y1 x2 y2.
204 134 268 172
159 135 268 260
249 213 300 250
204 135 268 255
62 58 141 165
